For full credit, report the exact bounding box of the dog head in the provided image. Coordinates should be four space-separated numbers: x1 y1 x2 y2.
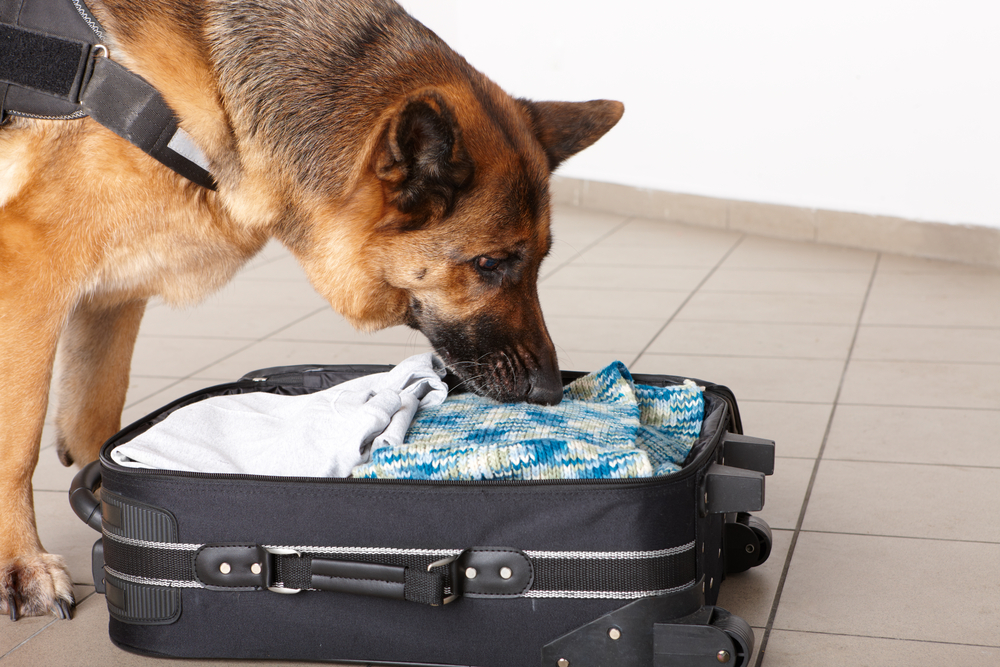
131 1 624 404
351 89 623 405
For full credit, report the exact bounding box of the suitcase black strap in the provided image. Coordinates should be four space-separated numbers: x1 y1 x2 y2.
0 0 216 189
100 530 699 609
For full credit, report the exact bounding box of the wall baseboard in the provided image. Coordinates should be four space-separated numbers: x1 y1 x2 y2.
550 177 1000 269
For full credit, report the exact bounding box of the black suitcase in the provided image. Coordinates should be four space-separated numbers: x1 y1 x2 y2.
70 364 775 667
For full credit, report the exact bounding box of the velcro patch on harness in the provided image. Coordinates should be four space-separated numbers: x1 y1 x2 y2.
0 23 90 100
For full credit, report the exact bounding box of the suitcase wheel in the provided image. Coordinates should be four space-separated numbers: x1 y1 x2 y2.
724 513 772 574
711 608 755 667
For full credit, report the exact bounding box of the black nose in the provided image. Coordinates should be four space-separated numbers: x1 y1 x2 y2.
526 366 563 406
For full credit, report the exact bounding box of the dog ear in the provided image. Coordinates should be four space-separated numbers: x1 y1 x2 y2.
375 91 475 227
518 99 625 171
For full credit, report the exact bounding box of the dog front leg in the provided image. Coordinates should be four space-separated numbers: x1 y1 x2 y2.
54 298 147 467
0 294 75 620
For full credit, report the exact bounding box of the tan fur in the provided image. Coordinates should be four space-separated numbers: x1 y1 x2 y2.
0 0 622 619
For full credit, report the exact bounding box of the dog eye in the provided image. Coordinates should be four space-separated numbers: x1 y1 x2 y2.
476 256 501 271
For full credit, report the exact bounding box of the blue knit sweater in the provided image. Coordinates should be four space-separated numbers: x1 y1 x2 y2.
351 362 704 481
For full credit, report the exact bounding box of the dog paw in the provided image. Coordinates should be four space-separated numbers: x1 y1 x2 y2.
0 553 75 620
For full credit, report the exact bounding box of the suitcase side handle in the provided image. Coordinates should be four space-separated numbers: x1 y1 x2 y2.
69 460 103 532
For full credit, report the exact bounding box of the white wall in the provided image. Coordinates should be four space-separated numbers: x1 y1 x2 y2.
400 1 1000 229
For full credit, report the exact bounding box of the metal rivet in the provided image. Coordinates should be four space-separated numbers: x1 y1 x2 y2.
499 567 513 580
746 544 756 554
717 649 731 663
465 567 477 579
557 659 570 667
219 562 231 574
608 627 621 641
251 563 262 575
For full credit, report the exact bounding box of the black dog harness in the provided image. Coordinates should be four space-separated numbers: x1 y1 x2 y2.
0 0 215 189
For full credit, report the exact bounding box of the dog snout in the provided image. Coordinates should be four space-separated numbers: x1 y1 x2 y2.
526 365 563 405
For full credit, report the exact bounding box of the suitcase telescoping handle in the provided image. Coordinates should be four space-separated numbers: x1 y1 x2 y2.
69 460 104 532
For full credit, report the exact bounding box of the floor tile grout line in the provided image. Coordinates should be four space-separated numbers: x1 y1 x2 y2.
753 252 882 667
836 401 1000 413
815 457 1000 471
629 234 747 367
0 618 58 659
0 590 97 658
540 216 637 282
765 627 1000 650
790 528 1000 546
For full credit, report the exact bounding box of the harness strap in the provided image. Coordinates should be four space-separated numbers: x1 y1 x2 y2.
80 55 215 189
0 5 216 190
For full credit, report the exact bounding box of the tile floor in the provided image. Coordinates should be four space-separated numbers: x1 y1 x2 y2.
4 203 1000 666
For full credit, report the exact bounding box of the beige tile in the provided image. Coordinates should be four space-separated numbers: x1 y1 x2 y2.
840 360 1000 409
573 240 732 269
760 457 813 531
542 239 593 275
551 202 631 236
762 629 1000 666
659 191 731 229
268 309 431 346
576 180 731 227
541 263 711 291
123 375 190 409
547 316 667 354
631 355 846 404
869 270 1000 296
251 238 293 262
235 254 308 282
539 287 688 320
0 607 57 656
646 321 855 360
805 460 1000 542
199 275 328 309
774 532 1000 645
863 272 1000 327
548 175 583 206
878 253 1000 275
736 401 832 460
701 269 873 295
717 529 792 627
129 336 253 379
0 585 94 657
33 490 103 586
723 236 877 272
852 325 1000 364
728 200 816 241
825 405 1000 467
139 302 323 339
816 208 1000 269
555 351 630 373
592 215 739 255
676 292 867 325
191 341 433 381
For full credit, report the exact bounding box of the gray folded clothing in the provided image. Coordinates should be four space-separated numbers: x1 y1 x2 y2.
110 353 448 476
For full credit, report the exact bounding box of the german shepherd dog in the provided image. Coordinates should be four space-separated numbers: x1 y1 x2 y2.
0 0 622 619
